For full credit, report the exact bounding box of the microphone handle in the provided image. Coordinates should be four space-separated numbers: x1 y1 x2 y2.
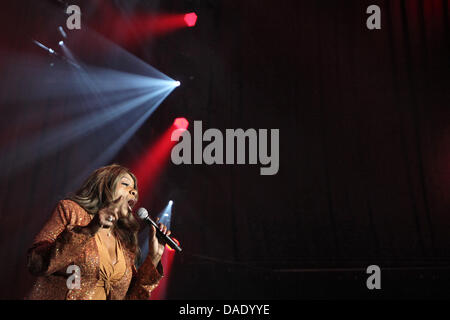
147 217 182 252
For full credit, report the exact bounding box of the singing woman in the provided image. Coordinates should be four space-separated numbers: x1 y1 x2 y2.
26 164 170 300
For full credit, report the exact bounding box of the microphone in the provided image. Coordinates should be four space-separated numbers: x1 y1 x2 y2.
136 207 182 253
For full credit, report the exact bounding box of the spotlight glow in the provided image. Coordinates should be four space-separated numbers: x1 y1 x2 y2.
33 40 55 55
153 200 174 230
59 41 64 46
173 118 189 130
4 35 179 179
58 26 67 38
174 81 181 87
184 12 197 27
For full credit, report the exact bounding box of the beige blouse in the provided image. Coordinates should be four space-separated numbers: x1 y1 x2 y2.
92 232 127 300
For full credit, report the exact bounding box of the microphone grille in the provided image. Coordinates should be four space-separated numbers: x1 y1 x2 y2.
136 207 148 220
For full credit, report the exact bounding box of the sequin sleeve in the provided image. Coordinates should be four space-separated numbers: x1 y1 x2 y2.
27 200 94 276
125 257 164 300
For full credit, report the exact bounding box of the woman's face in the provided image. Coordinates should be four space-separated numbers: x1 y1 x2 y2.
114 173 138 212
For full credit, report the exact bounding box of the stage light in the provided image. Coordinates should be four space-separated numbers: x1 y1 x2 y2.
174 81 181 87
59 41 64 46
5 34 178 180
173 117 189 130
58 26 67 38
155 200 174 230
152 235 178 299
184 12 197 27
33 40 56 55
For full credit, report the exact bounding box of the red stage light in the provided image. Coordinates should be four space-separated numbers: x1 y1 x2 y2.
151 240 177 300
166 238 180 252
131 120 190 203
184 13 197 27
173 117 189 130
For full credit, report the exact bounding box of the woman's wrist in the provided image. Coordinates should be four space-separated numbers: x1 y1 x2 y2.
151 254 162 268
84 215 102 235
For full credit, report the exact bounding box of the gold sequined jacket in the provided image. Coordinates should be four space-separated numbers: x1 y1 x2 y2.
26 199 163 300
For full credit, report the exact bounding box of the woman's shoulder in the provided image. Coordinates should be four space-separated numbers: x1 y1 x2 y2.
55 199 92 222
58 199 83 210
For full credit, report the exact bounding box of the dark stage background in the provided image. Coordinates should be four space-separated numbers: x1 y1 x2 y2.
0 0 449 299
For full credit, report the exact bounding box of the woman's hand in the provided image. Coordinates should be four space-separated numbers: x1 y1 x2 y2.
148 219 171 267
85 196 128 234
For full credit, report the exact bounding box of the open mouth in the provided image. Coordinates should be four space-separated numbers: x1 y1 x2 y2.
128 199 136 211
